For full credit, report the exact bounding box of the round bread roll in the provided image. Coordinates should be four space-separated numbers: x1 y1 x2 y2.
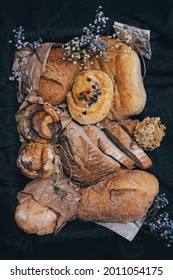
77 170 159 223
67 70 113 124
17 142 56 179
15 197 58 235
17 103 61 143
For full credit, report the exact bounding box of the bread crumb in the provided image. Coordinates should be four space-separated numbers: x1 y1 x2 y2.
133 117 166 151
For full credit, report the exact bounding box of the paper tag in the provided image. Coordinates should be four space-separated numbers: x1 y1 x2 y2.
113 21 152 59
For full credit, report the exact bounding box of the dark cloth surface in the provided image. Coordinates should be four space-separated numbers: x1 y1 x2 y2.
0 0 173 260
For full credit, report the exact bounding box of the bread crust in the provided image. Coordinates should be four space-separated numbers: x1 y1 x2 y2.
37 47 80 105
77 170 159 223
15 197 57 235
89 38 147 119
17 142 55 178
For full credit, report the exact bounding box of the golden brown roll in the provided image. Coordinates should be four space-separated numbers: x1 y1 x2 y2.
17 142 56 178
77 170 159 223
17 103 61 143
67 70 113 124
37 47 80 105
86 38 147 120
15 197 58 235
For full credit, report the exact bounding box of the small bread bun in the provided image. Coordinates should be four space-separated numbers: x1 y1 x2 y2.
77 170 159 223
17 142 56 179
67 70 113 124
15 197 58 235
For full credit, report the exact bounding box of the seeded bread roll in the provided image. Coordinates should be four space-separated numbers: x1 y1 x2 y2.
67 70 113 124
77 170 159 223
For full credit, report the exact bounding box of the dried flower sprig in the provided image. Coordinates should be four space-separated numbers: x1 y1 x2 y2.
9 57 28 81
33 37 43 49
144 193 173 247
62 6 109 69
146 212 173 247
9 26 29 50
133 117 166 151
9 26 43 50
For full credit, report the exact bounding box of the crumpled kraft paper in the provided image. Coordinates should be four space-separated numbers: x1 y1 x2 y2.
13 42 53 102
113 21 152 59
17 176 81 234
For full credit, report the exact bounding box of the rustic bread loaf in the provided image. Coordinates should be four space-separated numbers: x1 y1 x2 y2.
103 122 152 169
83 125 135 169
37 46 80 105
87 38 146 120
59 121 120 186
77 170 159 223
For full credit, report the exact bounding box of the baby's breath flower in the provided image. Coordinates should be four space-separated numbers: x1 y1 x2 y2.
147 212 173 247
62 6 109 68
33 37 43 49
9 26 29 50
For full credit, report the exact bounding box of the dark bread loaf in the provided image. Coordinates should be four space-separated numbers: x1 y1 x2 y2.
37 47 80 105
77 170 159 223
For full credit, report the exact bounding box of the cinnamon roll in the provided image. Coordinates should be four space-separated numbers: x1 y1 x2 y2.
67 70 113 124
17 142 56 178
17 103 61 143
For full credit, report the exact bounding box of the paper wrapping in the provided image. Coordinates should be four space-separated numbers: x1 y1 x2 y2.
17 176 81 233
13 38 144 241
113 21 152 59
13 42 53 102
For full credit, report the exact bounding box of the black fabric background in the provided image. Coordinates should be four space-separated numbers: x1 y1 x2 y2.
0 0 173 260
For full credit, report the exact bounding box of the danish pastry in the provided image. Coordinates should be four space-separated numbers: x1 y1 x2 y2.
67 70 113 124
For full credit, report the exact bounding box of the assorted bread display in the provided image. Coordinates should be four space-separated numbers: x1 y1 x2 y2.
14 37 165 236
